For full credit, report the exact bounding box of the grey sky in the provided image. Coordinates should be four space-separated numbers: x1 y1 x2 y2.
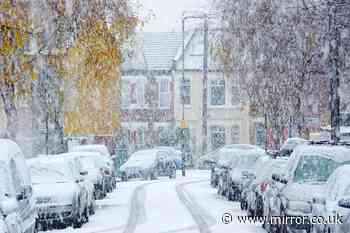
135 0 209 32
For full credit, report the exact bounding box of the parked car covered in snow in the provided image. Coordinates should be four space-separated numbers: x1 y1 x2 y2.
269 143 350 233
120 149 161 181
311 165 350 233
217 145 266 201
0 139 36 233
155 146 182 169
28 157 90 229
210 144 258 188
66 153 108 199
58 153 97 214
244 157 287 218
28 162 86 230
278 137 307 157
240 155 271 211
71 145 116 192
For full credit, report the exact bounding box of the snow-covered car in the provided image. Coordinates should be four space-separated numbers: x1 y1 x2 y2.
210 145 255 189
240 155 271 211
28 162 86 230
0 139 36 233
278 137 307 157
28 157 90 229
216 147 242 197
0 211 22 233
270 143 350 233
120 149 161 181
245 157 287 218
219 145 266 201
67 152 107 200
59 153 97 214
155 146 182 169
71 145 116 192
311 165 350 233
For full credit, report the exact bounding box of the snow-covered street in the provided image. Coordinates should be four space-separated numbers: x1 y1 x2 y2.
45 170 264 233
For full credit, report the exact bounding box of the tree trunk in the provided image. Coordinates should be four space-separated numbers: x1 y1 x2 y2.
328 2 341 142
0 82 18 139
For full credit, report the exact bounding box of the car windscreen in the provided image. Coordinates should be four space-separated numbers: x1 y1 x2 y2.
293 155 338 183
30 166 70 185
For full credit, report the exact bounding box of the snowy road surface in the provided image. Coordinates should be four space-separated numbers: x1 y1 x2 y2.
46 170 265 233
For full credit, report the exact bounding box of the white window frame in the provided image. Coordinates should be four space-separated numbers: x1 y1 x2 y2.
121 76 146 109
158 77 171 109
232 125 240 144
209 78 226 106
181 78 191 106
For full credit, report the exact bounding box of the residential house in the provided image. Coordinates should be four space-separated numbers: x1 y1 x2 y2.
172 30 255 156
121 32 181 152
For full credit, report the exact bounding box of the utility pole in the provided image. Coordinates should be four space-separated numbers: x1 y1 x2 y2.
181 16 186 177
202 15 209 154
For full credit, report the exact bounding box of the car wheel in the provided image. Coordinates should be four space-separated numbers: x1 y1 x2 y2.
240 199 246 210
83 208 89 223
89 203 95 215
73 214 83 228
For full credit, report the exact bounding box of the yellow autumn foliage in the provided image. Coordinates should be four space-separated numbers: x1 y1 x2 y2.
64 18 134 136
0 0 37 86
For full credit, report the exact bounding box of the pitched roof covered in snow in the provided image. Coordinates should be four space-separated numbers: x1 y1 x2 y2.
122 32 188 72
142 32 183 71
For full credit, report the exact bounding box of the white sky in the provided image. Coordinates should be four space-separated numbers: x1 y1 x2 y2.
135 0 209 32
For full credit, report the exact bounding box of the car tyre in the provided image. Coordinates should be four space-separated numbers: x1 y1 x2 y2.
73 214 83 229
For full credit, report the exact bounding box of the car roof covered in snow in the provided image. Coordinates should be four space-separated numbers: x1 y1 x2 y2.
70 144 110 156
217 146 266 167
59 151 102 159
292 144 350 163
223 144 264 151
132 149 166 157
120 150 159 170
0 139 23 163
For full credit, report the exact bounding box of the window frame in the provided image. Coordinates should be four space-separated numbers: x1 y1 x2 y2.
210 78 226 106
181 78 191 106
158 77 171 109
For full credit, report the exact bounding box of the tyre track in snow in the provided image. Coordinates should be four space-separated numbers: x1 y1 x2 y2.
176 180 215 233
79 182 154 233
122 182 155 233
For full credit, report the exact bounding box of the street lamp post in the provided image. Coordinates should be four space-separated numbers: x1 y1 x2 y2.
181 13 211 176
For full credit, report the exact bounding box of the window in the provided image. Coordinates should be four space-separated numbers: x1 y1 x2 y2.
121 78 145 109
122 79 129 109
159 78 170 109
232 125 240 144
211 126 226 150
181 79 191 105
231 78 240 105
210 79 225 106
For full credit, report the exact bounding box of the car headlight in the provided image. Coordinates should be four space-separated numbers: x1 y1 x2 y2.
287 200 312 214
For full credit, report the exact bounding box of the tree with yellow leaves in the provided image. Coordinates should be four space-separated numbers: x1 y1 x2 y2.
0 0 34 139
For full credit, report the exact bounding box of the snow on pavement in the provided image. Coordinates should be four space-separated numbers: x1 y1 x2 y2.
44 170 265 233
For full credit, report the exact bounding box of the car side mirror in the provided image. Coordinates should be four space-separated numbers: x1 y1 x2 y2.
0 198 18 216
338 198 350 209
80 171 88 176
